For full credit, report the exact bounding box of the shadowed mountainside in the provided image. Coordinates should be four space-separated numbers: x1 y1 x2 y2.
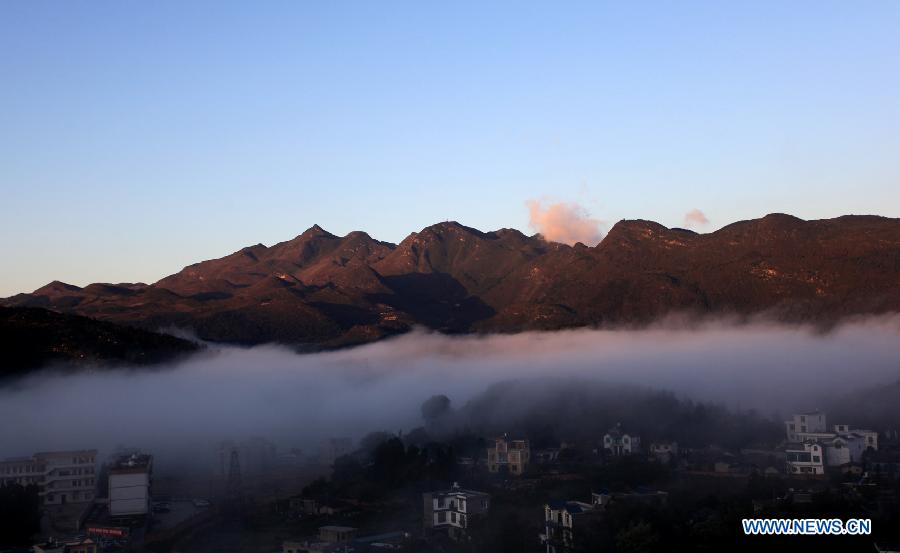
4 214 900 347
0 306 200 376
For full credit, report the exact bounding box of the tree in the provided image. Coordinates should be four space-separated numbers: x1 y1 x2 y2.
421 395 452 422
615 521 660 553
359 431 393 458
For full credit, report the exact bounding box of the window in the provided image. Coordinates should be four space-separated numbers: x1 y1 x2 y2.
812 456 820 462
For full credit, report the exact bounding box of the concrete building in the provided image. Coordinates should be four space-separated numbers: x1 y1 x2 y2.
540 499 599 553
0 449 97 505
108 453 153 517
783 413 878 473
823 434 868 467
847 428 879 451
785 413 878 451
487 435 530 475
603 424 640 456
423 483 490 540
785 442 825 476
785 412 827 441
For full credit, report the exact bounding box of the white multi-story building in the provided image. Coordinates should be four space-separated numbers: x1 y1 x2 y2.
108 453 153 517
785 412 827 442
603 424 640 456
838 427 879 451
423 483 490 540
824 434 867 467
784 413 878 472
786 442 825 476
0 449 97 505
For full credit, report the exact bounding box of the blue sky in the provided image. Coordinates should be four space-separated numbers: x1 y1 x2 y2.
2 1 899 296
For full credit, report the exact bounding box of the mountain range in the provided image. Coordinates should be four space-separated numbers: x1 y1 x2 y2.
4 213 900 349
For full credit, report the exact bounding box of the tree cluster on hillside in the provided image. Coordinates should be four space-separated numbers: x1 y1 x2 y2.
450 378 783 450
303 435 458 502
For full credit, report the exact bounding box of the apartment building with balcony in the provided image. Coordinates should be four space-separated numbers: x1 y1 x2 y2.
0 449 97 505
785 441 825 476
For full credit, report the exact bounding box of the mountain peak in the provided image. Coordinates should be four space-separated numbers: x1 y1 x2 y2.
602 219 671 242
420 221 488 238
34 281 82 295
302 224 335 238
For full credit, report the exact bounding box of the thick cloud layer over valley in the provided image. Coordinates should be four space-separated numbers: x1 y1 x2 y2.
2 318 899 465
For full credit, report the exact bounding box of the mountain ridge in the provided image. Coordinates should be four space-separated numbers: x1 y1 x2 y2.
4 213 900 347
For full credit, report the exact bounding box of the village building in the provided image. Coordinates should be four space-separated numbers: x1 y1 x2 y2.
785 441 825 476
540 500 599 553
487 435 531 475
423 483 490 540
649 441 678 463
783 413 879 474
603 424 641 456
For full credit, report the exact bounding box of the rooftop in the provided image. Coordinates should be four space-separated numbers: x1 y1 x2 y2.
110 453 153 472
547 500 594 514
35 449 98 457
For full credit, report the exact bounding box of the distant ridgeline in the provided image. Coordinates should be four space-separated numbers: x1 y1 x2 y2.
0 306 199 376
3 213 900 350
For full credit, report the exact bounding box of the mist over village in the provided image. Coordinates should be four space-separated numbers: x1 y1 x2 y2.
3 2 900 553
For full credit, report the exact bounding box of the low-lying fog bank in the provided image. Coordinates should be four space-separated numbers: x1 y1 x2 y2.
2 317 899 466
